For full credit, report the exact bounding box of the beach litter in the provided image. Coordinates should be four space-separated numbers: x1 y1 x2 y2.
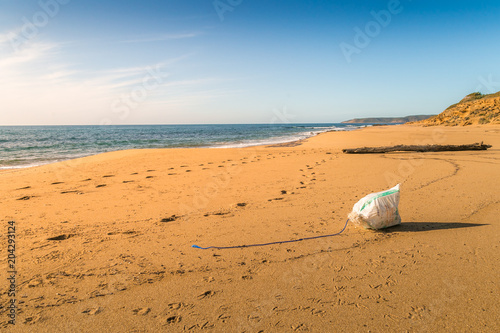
348 184 401 230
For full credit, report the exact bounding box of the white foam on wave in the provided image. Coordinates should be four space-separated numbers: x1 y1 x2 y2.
0 153 96 170
0 163 44 170
210 125 360 149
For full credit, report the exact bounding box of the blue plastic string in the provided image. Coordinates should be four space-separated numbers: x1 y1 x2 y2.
191 218 350 250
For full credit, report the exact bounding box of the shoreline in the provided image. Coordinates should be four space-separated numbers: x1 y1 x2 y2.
0 124 368 171
1 124 499 331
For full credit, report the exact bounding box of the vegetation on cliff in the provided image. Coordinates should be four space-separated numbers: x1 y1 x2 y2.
413 91 500 126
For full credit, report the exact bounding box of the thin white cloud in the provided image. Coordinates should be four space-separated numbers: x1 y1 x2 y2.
0 33 10 44
0 27 22 44
0 39 239 125
120 32 202 43
0 42 57 68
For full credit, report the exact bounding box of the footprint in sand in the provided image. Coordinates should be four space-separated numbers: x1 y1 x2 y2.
198 322 215 329
96 184 107 188
197 290 216 299
167 303 190 310
146 176 154 179
17 195 32 200
204 210 230 217
16 186 32 190
103 175 114 178
24 314 42 324
47 234 73 241
292 323 307 330
163 315 181 325
133 308 151 316
28 279 43 287
161 215 177 222
82 307 102 315
167 302 185 310
51 182 64 185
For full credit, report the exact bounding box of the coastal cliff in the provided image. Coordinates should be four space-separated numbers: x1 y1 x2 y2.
413 91 500 126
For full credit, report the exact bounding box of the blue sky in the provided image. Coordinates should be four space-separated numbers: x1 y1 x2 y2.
1 0 499 125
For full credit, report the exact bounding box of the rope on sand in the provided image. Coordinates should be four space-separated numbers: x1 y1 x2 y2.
191 219 350 250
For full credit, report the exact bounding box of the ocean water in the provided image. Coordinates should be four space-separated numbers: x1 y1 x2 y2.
0 124 365 169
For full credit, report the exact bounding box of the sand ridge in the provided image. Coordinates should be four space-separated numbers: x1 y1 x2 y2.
1 125 499 332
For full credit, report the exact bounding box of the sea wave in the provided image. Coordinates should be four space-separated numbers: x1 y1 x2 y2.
0 123 365 169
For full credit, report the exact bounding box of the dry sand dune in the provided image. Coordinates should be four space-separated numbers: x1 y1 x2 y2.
1 125 499 332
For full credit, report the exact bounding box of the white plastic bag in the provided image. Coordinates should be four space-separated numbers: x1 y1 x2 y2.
348 184 401 230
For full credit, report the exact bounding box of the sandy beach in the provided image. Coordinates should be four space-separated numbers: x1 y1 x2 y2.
1 124 499 332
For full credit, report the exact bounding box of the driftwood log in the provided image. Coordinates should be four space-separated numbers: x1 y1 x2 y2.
342 142 492 154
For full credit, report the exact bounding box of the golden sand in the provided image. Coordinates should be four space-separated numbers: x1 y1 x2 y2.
1 125 499 332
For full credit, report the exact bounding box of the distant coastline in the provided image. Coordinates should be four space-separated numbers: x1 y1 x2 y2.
342 115 434 124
